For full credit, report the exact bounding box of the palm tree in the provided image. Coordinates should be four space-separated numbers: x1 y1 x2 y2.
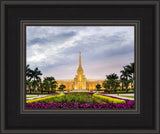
26 65 32 94
37 79 43 93
120 77 125 91
125 63 135 90
40 81 44 94
120 66 132 93
51 77 57 90
30 67 42 81
26 79 32 94
105 73 119 93
43 78 50 94
26 64 32 80
125 63 134 76
43 77 57 94
29 67 42 92
103 80 110 93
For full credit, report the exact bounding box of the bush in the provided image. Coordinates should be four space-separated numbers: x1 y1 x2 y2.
117 91 126 93
128 90 134 93
26 94 65 103
93 94 126 104
96 89 104 91
49 90 56 93
57 89 63 91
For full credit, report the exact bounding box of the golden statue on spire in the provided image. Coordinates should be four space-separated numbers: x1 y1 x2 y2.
79 51 81 66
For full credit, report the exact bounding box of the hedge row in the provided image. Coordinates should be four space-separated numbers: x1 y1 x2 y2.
93 94 126 104
26 94 65 103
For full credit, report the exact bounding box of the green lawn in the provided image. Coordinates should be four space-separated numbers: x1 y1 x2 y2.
26 96 37 98
119 95 134 98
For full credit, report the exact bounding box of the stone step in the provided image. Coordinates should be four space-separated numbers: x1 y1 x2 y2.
70 89 89 92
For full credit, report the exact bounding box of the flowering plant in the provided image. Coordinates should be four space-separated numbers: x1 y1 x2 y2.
26 101 135 109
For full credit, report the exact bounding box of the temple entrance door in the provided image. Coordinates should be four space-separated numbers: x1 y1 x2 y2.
78 75 83 89
78 82 82 89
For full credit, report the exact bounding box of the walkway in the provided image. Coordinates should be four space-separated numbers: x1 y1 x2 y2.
96 93 134 100
26 95 52 100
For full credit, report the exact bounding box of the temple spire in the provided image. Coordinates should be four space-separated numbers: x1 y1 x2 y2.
77 51 84 74
79 51 82 66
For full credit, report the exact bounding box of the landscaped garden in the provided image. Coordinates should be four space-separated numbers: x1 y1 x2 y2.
25 62 135 110
26 92 135 110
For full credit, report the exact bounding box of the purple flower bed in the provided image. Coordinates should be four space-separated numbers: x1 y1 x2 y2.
26 102 135 110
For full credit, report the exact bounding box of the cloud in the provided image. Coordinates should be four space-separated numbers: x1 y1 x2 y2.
26 26 134 79
27 31 77 46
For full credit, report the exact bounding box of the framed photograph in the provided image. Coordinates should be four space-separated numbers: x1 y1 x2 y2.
22 20 139 114
0 0 160 133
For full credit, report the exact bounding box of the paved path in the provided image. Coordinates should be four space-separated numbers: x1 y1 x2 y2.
97 93 134 101
117 93 134 96
26 95 51 100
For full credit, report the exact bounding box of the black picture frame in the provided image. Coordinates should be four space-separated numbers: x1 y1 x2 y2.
20 20 140 114
0 0 160 134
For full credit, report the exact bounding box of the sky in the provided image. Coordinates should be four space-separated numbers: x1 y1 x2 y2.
26 26 134 80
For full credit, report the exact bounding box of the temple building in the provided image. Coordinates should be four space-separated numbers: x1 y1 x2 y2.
56 52 105 91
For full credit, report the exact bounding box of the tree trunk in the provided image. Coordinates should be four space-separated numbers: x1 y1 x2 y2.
108 87 110 93
122 83 124 91
125 88 128 93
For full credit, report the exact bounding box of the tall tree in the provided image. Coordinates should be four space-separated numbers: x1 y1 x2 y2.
43 77 57 94
103 80 109 92
26 65 32 94
120 77 125 91
26 79 32 94
43 78 50 94
26 65 42 93
103 73 120 93
30 67 42 92
125 63 135 90
37 79 43 93
30 67 42 81
120 66 132 93
26 64 32 80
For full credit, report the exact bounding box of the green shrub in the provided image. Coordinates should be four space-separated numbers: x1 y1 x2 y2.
26 94 65 103
128 90 134 93
93 94 126 104
96 89 104 91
